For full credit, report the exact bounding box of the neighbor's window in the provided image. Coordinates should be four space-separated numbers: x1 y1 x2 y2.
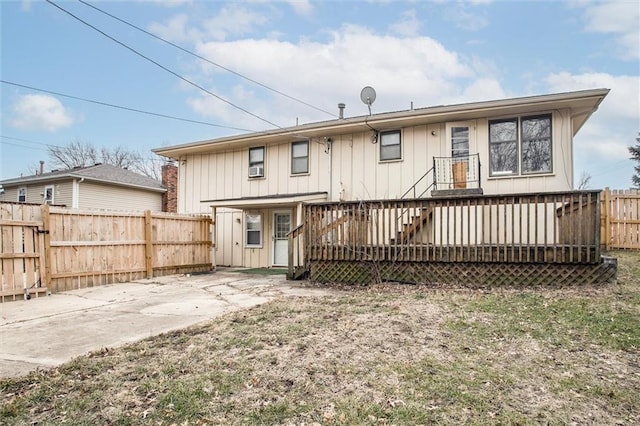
379 130 401 161
245 213 262 247
43 185 54 205
291 140 309 174
248 146 265 178
489 114 552 176
17 187 27 203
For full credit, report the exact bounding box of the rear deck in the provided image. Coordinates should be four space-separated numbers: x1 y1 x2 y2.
288 190 616 286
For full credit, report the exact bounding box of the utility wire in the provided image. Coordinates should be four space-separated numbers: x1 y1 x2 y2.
1 80 253 132
1 135 62 148
45 0 283 130
78 0 337 118
0 140 50 151
1 135 169 162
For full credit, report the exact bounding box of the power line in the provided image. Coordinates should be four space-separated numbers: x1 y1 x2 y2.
46 0 284 130
0 140 50 151
1 135 62 148
1 80 254 133
78 0 337 119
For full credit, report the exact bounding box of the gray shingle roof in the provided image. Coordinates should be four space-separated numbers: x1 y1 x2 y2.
0 164 166 192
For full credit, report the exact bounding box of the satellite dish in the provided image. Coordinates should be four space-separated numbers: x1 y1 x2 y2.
360 86 376 106
360 86 376 115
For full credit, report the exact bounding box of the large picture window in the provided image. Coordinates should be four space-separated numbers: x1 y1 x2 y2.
248 146 265 178
489 114 552 176
291 141 309 174
245 213 262 247
379 130 401 161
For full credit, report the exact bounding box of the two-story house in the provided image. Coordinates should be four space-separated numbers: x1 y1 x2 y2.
0 163 172 212
154 89 609 269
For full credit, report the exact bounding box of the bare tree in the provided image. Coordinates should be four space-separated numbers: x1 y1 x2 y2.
48 139 162 180
630 132 640 188
576 171 592 190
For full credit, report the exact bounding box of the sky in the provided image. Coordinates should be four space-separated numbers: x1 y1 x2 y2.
1 0 639 189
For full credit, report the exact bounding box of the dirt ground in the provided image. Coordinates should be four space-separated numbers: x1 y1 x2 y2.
1 251 639 425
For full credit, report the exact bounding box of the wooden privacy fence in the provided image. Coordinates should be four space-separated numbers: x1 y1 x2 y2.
601 188 640 250
1 202 213 302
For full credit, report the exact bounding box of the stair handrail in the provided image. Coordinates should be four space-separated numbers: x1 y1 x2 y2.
401 167 435 199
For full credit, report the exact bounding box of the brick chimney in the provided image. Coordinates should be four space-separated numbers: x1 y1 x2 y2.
161 162 178 213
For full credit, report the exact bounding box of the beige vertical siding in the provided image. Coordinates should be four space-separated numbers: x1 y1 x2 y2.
78 182 163 211
178 109 574 268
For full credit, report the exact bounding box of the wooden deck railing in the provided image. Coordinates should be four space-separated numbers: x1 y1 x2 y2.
298 191 601 267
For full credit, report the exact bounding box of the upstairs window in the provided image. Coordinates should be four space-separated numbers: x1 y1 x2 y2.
291 141 309 174
245 213 262 247
248 147 265 178
44 185 54 205
521 115 552 174
489 114 552 176
379 130 401 161
17 187 27 203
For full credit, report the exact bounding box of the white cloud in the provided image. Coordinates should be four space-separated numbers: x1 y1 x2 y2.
286 0 313 17
389 9 421 37
545 72 639 120
579 0 640 60
460 78 507 102
445 3 489 31
188 24 483 129
20 0 32 12
201 6 268 41
148 14 198 43
10 94 74 132
148 5 267 44
544 71 639 187
147 0 193 7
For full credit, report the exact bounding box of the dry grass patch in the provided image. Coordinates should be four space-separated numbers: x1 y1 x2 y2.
2 251 639 425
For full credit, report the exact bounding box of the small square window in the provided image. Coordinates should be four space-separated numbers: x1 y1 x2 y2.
44 185 54 205
17 187 26 203
291 141 309 174
380 130 401 161
246 213 262 247
249 147 265 178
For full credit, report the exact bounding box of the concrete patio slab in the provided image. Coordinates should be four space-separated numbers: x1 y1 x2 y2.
0 270 330 378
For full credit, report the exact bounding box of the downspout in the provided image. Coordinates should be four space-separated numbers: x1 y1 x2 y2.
72 177 84 208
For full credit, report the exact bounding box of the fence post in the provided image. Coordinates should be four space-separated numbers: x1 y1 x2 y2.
40 204 52 290
603 187 611 250
144 210 153 278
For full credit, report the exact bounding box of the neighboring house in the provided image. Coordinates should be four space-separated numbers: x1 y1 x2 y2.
0 163 173 212
153 89 609 268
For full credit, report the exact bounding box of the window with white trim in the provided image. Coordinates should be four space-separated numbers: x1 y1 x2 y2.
17 187 27 203
248 146 265 178
291 140 309 174
489 114 552 176
44 185 54 205
379 130 401 161
245 213 262 247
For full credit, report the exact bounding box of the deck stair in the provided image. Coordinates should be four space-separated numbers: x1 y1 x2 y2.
391 207 433 244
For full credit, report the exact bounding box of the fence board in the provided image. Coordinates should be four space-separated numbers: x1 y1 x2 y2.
600 188 640 250
1 203 213 301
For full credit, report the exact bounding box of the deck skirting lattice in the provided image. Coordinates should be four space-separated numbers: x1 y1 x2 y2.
309 259 617 287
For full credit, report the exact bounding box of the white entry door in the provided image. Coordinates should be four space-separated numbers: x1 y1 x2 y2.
273 212 291 266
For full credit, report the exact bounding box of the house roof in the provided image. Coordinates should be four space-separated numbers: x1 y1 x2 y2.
153 88 609 159
0 164 166 193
